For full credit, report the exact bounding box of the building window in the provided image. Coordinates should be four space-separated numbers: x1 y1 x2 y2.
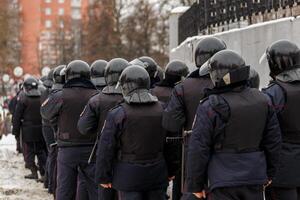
58 0 64 3
58 8 64 15
45 0 51 3
45 8 52 15
72 9 81 19
59 20 64 28
45 20 52 28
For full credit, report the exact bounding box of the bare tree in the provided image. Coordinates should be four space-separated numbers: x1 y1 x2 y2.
0 0 20 72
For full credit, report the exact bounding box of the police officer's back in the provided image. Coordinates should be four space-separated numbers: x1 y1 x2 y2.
77 58 128 200
187 50 281 200
97 65 172 200
262 40 300 200
41 60 98 200
13 76 46 180
162 37 226 199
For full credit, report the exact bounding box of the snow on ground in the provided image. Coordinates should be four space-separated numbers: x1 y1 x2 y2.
0 134 52 200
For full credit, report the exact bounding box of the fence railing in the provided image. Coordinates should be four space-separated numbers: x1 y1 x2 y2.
178 0 300 44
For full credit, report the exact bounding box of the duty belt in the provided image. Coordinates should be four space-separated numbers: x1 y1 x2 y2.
118 152 163 164
165 130 192 143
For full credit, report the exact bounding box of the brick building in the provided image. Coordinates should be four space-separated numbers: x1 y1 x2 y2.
19 0 90 74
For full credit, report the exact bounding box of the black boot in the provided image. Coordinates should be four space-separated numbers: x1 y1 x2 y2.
25 169 38 179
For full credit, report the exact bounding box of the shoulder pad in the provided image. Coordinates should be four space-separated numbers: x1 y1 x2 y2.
109 100 125 112
89 91 101 100
262 82 282 94
50 89 61 94
200 97 209 104
208 94 222 108
263 82 276 90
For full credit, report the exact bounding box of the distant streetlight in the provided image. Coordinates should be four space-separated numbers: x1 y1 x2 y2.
2 74 10 83
14 66 23 77
41 67 51 77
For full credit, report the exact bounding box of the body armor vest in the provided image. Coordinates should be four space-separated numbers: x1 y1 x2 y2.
183 77 213 130
275 81 300 143
23 96 42 127
119 102 165 163
218 88 268 152
151 86 173 103
97 93 123 133
58 87 97 145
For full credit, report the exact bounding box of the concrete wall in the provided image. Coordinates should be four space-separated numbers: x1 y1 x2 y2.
170 16 300 88
169 6 190 51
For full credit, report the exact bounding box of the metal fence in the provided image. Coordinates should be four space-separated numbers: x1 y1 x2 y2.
178 0 300 44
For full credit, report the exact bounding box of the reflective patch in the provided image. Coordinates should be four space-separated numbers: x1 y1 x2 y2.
223 73 231 85
80 106 87 117
42 98 49 107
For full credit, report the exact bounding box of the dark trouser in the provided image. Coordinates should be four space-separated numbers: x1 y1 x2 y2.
265 187 300 200
48 145 57 194
172 170 182 200
23 141 47 174
118 189 166 200
56 146 98 200
76 168 89 200
98 187 118 200
209 185 264 200
16 136 22 153
42 125 55 151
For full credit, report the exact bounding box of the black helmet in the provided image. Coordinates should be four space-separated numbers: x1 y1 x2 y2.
53 65 66 84
248 68 260 89
90 60 107 87
138 56 158 78
40 75 48 83
196 37 227 75
23 76 41 96
203 50 249 88
266 40 300 77
165 60 189 84
118 65 157 104
105 58 129 86
65 60 90 81
42 69 54 88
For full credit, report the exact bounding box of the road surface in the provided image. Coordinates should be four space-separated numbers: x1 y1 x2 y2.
0 134 52 200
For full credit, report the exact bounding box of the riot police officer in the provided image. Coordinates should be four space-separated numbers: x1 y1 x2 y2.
262 40 300 200
162 37 226 199
40 69 55 187
187 50 281 200
90 60 107 90
96 65 174 200
43 65 66 195
52 65 66 90
78 58 129 200
131 56 161 88
41 69 55 150
13 76 47 180
248 68 260 89
41 60 98 200
151 60 189 199
151 60 189 104
9 82 23 153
